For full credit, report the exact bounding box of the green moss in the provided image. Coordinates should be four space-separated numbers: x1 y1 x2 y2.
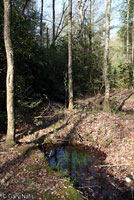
59 180 82 200
43 137 53 144
46 164 55 175
39 156 56 175
43 184 82 200
5 140 16 148
43 193 59 200
61 187 82 200
26 179 33 186
39 156 47 163
16 145 30 153
43 137 57 145
26 164 42 172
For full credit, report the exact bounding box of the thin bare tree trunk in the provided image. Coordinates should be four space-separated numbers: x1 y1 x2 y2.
103 0 111 113
132 11 134 63
91 0 95 47
126 0 130 63
78 0 85 45
53 0 55 45
40 0 44 45
132 9 134 86
47 27 49 48
78 0 87 64
126 0 132 88
4 0 15 146
68 0 73 110
89 0 92 52
78 0 84 27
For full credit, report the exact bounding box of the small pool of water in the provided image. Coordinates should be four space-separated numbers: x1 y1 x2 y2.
43 145 133 200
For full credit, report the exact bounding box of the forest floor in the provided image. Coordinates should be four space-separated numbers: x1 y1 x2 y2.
0 88 134 199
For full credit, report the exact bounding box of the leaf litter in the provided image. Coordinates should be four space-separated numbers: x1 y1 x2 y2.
0 89 134 199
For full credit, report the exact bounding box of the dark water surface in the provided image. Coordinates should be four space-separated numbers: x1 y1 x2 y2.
43 145 133 200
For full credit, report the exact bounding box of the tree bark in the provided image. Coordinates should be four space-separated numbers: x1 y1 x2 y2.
126 0 132 88
53 0 55 45
103 0 111 113
78 0 84 27
132 8 134 86
68 0 73 110
40 0 44 46
89 0 92 52
3 0 15 146
78 0 87 64
126 0 130 63
47 27 49 48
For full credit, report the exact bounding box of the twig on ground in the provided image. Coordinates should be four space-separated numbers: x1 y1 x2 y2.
96 163 134 168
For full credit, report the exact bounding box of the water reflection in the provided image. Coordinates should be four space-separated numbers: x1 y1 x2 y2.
44 145 133 200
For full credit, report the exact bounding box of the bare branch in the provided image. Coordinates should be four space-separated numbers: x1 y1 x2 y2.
55 2 68 41
21 0 31 16
56 3 67 36
55 23 67 41
78 0 84 23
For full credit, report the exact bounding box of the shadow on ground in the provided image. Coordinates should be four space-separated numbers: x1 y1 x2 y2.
15 107 65 142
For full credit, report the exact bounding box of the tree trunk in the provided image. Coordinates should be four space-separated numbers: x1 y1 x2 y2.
47 27 49 48
78 0 84 30
3 0 15 146
78 0 86 64
68 0 73 110
53 0 55 45
103 0 111 113
40 0 44 45
132 10 134 84
126 0 132 88
126 0 130 63
89 0 92 52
